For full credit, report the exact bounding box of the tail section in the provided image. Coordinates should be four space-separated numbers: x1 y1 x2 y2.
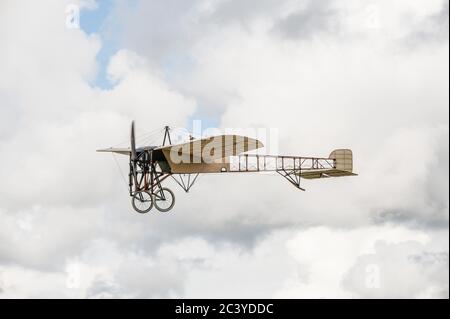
329 149 354 174
299 149 357 179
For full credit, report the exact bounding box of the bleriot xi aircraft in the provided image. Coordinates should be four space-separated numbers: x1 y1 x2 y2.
97 122 357 213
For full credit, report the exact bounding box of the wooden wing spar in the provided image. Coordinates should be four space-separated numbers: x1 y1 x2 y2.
97 123 357 213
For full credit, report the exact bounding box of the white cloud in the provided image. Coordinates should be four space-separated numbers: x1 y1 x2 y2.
3 225 446 298
342 240 449 298
0 0 448 298
0 0 196 293
277 225 447 298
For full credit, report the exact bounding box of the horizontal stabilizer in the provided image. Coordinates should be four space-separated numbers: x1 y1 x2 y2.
299 169 357 179
298 149 357 179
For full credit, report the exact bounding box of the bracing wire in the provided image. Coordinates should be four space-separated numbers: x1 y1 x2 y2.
140 128 165 146
111 127 164 148
105 126 173 194
112 152 129 191
136 128 165 145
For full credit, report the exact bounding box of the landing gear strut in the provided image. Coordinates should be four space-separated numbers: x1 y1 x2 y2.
129 123 177 214
129 151 175 214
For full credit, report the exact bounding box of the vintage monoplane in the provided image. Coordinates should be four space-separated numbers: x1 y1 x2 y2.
97 122 357 213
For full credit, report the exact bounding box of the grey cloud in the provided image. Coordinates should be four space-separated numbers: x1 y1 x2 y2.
86 277 122 298
410 251 449 266
208 0 281 26
115 264 184 298
0 88 21 141
272 0 340 40
372 129 449 229
139 222 274 251
404 0 449 47
117 0 201 63
342 241 449 298
372 209 448 230
117 0 342 69
87 264 185 298
118 0 284 61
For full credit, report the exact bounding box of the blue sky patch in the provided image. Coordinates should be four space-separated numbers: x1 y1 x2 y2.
80 0 118 90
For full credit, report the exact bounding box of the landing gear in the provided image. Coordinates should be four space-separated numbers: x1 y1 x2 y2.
131 188 175 214
153 187 175 212
129 124 177 214
131 191 153 213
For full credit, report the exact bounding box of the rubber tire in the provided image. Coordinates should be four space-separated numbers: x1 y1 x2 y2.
154 187 175 212
131 191 153 214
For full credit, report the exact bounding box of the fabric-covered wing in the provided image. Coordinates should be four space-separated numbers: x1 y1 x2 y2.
157 135 264 174
157 135 264 163
96 147 131 156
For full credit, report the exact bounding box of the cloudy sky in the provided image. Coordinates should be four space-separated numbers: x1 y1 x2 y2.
0 0 448 298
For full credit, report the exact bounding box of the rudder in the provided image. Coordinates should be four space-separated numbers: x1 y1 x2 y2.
329 149 353 173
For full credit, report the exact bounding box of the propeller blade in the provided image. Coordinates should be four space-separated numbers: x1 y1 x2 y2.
131 120 137 161
130 120 139 192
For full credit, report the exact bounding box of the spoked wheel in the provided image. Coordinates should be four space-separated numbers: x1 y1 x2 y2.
153 187 175 212
131 191 153 214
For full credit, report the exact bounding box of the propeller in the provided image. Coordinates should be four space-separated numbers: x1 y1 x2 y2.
131 120 137 161
130 121 139 193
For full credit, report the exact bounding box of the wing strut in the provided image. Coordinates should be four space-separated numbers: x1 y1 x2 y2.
162 125 172 146
277 170 305 191
171 173 200 193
